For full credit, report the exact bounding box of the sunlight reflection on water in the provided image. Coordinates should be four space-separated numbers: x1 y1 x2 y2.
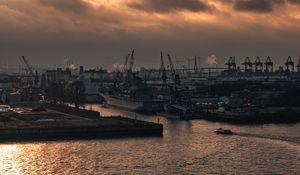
0 105 299 175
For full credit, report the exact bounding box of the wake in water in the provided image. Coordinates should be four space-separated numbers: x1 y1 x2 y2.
233 132 300 144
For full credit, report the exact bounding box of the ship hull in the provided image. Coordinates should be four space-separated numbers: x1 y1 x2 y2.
160 104 203 120
100 93 165 112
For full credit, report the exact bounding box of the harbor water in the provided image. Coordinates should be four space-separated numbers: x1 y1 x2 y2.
0 105 299 175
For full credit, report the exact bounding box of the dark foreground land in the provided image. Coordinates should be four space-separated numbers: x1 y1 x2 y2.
0 106 163 141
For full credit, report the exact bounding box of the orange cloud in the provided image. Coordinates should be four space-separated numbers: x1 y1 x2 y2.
0 0 300 68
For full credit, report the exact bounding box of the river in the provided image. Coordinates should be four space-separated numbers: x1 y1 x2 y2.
0 105 299 175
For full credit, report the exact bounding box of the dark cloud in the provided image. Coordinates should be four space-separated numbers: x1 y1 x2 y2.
1 0 300 69
287 0 300 4
38 0 89 13
233 0 285 13
128 0 214 13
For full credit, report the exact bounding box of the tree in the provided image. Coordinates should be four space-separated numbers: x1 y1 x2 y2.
45 82 65 104
65 80 86 108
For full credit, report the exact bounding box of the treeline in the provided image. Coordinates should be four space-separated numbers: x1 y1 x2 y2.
45 80 85 108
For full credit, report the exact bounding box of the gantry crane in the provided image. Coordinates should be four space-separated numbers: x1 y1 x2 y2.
225 57 236 70
285 56 294 72
297 53 300 72
297 59 300 72
254 56 263 72
264 56 274 72
242 57 253 72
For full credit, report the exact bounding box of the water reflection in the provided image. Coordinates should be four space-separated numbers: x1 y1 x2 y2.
0 145 21 174
0 105 299 174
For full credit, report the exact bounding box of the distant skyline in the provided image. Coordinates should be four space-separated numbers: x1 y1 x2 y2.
1 0 300 70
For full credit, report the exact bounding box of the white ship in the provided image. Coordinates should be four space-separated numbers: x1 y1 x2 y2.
100 93 165 112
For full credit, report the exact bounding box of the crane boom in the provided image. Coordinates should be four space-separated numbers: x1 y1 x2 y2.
22 56 34 75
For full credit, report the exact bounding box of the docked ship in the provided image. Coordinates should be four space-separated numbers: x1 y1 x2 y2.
159 104 193 120
99 78 167 112
99 49 168 112
100 93 166 112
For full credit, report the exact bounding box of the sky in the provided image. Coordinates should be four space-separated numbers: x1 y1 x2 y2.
0 0 300 70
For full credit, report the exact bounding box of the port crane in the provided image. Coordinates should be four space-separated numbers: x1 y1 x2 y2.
167 54 180 85
21 56 39 86
264 56 274 72
21 56 34 76
297 59 300 72
242 57 253 72
167 54 175 75
254 56 263 72
296 60 300 72
296 54 300 72
285 56 294 72
123 53 130 72
226 57 236 70
124 49 135 81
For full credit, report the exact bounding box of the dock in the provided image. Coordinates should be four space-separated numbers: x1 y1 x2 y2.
0 106 163 141
202 107 300 124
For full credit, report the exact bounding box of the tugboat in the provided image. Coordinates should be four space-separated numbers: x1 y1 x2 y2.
0 105 12 113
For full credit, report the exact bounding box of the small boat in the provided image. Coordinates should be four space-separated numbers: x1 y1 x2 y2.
0 105 12 113
214 128 233 135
